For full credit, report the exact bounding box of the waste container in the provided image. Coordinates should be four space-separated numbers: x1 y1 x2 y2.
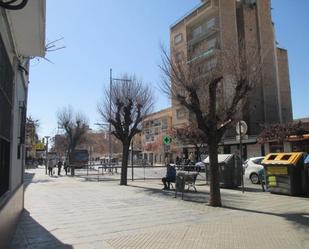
303 155 309 195
262 152 307 196
204 154 242 188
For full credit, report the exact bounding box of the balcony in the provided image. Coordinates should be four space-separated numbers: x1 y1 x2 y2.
187 27 219 47
187 48 217 64
170 0 211 29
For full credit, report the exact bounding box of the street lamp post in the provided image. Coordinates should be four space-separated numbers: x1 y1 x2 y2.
44 136 50 175
109 69 132 174
131 140 134 181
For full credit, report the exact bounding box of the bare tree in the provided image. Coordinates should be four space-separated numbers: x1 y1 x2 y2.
57 106 89 176
160 41 262 206
170 123 207 161
258 122 305 144
98 75 154 185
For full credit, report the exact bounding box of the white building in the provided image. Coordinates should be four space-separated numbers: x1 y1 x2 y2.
0 1 46 247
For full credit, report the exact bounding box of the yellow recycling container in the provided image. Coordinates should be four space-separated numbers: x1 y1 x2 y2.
262 152 307 196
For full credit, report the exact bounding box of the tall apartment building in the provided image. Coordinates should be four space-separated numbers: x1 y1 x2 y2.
170 0 293 156
0 1 46 247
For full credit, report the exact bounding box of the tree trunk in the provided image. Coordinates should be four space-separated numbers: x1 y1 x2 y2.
120 141 129 185
208 137 222 207
68 150 75 177
195 145 200 162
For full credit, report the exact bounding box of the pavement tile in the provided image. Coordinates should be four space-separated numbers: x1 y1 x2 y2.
9 168 309 249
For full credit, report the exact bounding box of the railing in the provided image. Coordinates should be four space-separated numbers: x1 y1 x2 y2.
187 27 219 47
73 163 206 182
187 48 215 64
170 0 211 29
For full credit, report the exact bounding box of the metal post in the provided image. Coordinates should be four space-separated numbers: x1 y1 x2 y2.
44 136 50 175
109 69 112 173
144 164 145 181
131 140 134 181
239 122 244 194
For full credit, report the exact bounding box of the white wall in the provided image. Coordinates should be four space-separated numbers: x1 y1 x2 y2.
10 68 27 191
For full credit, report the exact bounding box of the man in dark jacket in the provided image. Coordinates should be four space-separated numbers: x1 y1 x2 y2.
57 160 63 176
162 164 176 190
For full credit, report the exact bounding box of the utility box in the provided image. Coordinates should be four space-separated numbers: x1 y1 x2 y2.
262 152 307 196
204 154 242 188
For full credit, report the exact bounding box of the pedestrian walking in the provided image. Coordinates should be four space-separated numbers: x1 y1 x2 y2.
64 159 69 175
57 160 63 176
188 152 195 164
48 159 53 176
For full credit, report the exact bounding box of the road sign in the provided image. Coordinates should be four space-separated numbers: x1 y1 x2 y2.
163 135 171 145
236 120 248 135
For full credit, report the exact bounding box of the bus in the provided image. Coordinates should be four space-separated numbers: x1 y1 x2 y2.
70 149 89 168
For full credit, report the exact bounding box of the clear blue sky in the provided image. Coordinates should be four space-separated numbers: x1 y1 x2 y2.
28 0 309 138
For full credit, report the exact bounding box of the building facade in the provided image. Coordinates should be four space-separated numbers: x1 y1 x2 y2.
170 0 293 157
0 1 46 247
25 118 40 160
263 118 309 154
141 108 173 165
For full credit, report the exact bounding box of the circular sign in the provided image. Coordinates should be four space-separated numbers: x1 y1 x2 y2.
236 120 248 135
163 135 171 145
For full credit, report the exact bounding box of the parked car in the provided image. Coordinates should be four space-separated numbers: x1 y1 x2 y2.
244 156 265 184
195 161 205 172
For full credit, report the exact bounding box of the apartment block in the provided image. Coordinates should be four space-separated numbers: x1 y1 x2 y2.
141 108 173 165
170 0 293 157
171 0 292 132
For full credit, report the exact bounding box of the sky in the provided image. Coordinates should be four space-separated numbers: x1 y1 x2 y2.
28 0 309 138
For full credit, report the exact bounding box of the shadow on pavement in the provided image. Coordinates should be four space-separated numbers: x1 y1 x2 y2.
129 182 309 233
24 171 56 191
128 182 256 204
222 205 309 232
23 172 35 191
10 209 73 249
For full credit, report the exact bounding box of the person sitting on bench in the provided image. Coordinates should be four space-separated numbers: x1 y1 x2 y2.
162 164 176 190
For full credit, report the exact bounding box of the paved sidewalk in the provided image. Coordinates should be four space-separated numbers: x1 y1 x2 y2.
10 168 309 249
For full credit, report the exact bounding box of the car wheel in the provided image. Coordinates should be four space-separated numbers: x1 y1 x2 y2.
250 173 260 184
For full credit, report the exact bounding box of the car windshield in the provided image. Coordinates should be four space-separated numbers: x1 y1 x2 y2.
253 158 264 164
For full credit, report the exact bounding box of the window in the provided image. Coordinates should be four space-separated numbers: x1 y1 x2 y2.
176 108 186 119
192 25 203 38
162 119 168 130
207 38 217 49
174 33 183 44
175 52 184 62
253 158 264 164
0 34 13 198
207 18 216 29
153 119 161 127
208 58 217 70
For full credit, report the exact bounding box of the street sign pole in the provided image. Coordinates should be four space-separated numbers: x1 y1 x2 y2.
163 135 171 166
131 140 134 181
236 121 247 194
239 122 244 194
